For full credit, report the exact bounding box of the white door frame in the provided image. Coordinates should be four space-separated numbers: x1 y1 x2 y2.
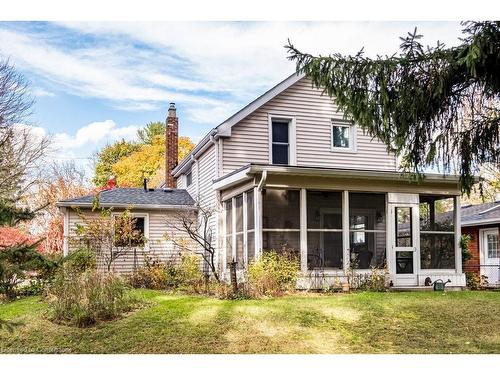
388 202 420 286
479 227 500 284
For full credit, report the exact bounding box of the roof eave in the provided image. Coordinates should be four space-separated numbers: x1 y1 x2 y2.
56 202 196 210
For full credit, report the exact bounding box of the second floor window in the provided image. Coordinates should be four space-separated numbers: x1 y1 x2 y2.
186 171 192 187
332 119 355 151
332 124 350 148
271 120 289 165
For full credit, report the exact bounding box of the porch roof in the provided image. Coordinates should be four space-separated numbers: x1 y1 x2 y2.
212 163 463 191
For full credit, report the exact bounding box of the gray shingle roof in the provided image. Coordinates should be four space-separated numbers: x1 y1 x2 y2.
460 201 500 225
57 188 195 208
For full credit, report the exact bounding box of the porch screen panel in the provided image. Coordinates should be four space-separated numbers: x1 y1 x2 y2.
419 196 455 269
306 191 343 269
235 195 244 268
246 190 255 263
225 200 233 265
262 189 300 257
349 193 386 269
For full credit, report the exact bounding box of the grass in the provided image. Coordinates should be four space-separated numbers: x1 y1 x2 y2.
1 289 499 353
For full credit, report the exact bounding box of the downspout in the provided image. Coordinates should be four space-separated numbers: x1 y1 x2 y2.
257 170 267 191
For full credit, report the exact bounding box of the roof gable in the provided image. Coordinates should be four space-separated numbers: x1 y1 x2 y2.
172 72 305 176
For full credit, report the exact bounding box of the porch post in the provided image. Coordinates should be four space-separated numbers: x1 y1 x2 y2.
342 190 350 272
254 186 262 259
300 188 307 272
454 195 462 274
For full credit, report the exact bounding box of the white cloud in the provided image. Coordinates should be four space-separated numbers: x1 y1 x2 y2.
32 87 56 97
52 120 138 150
15 121 139 163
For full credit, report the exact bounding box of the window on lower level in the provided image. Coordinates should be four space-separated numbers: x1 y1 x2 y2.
113 214 146 247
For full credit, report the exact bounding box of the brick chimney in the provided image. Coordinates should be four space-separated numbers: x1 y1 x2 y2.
165 102 178 188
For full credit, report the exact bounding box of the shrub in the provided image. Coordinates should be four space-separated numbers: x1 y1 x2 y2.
17 279 45 296
465 271 485 290
461 234 473 263
129 253 205 293
129 257 176 290
47 268 138 327
64 248 96 273
348 266 389 291
0 242 58 299
247 251 300 297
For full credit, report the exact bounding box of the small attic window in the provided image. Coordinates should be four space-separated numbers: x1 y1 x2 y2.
331 119 356 152
186 171 192 187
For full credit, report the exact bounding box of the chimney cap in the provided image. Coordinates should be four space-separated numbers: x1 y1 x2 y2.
168 102 177 118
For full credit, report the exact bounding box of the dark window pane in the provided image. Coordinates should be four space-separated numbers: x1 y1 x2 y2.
307 232 343 269
332 125 349 148
419 196 455 231
262 231 300 255
186 171 192 186
247 231 255 263
225 200 232 235
235 195 243 232
396 251 414 274
263 189 300 229
236 234 244 269
396 207 412 247
247 190 254 230
349 193 386 230
420 233 455 269
349 232 386 269
272 144 289 165
307 191 342 229
114 216 145 247
272 121 289 143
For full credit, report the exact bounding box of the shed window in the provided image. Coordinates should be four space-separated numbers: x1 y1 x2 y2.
113 215 146 247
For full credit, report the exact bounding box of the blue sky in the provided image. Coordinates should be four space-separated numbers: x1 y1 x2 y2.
0 21 465 170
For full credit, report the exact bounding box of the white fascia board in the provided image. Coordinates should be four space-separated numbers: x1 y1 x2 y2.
247 164 461 185
173 131 217 177
212 166 253 191
462 218 500 227
217 72 305 136
56 202 196 211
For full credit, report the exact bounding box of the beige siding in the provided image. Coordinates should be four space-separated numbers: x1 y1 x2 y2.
197 145 218 253
186 163 198 198
176 174 186 189
222 77 397 174
66 208 197 273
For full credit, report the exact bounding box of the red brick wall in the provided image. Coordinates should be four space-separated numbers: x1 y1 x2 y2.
462 223 500 275
165 103 178 188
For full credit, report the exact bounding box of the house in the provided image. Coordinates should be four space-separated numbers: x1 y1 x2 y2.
58 72 466 288
460 201 500 286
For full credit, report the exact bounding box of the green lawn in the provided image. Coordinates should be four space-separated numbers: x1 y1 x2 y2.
1 290 499 354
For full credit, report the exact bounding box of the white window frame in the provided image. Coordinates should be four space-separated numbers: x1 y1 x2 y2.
268 114 297 166
223 190 257 272
331 119 357 153
111 212 150 252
